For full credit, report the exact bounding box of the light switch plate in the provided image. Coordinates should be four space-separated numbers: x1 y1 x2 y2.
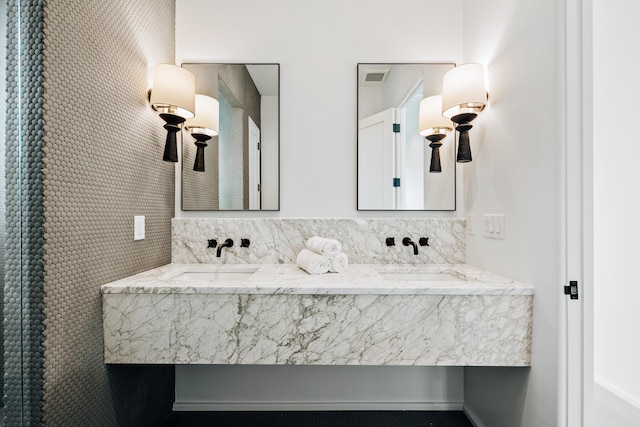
134 215 145 240
483 214 505 240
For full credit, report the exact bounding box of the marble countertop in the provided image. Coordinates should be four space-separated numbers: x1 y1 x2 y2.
100 263 534 296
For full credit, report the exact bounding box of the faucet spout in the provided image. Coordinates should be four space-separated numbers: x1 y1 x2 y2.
216 238 234 257
402 237 419 255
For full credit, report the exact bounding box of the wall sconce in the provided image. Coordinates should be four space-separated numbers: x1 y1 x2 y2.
185 94 219 172
442 63 488 163
149 64 196 162
419 95 452 173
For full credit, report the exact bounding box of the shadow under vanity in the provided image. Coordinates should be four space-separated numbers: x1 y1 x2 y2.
101 218 533 368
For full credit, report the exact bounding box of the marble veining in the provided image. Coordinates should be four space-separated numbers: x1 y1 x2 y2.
103 292 532 366
101 263 533 366
172 218 465 265
104 216 533 367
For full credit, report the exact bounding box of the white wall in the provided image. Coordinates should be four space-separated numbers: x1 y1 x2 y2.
460 0 563 426
175 0 463 219
174 0 465 410
175 365 464 411
593 0 640 411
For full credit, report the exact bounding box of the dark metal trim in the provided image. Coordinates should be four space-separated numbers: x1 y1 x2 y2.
564 280 579 300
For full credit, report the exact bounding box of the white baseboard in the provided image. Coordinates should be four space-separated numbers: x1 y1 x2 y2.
594 381 640 427
173 401 464 412
463 405 485 427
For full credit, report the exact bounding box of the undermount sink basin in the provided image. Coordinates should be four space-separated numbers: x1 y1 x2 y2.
161 266 258 282
379 272 463 282
174 271 256 281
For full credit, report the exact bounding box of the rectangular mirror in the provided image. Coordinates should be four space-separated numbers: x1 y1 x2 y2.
357 63 456 211
181 63 279 211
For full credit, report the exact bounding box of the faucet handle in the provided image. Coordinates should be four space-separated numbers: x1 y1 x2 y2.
241 238 250 248
207 239 217 248
385 237 395 246
419 237 429 247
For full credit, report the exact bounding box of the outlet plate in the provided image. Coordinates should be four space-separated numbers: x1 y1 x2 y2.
134 216 145 240
483 214 505 240
467 214 475 236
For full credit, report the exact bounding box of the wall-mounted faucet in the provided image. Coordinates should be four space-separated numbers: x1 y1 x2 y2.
402 237 419 255
216 238 234 257
209 238 249 257
401 237 429 255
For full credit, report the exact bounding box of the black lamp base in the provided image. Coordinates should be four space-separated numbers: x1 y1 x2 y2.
425 133 446 173
160 113 186 162
451 112 478 163
192 134 212 172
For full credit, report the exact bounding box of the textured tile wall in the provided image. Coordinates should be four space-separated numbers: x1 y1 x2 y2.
0 0 7 410
181 64 261 211
182 134 220 210
4 1 47 424
180 63 220 210
40 0 176 425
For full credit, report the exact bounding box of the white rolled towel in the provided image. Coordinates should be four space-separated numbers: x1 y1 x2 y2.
297 249 330 275
329 252 349 273
305 236 342 258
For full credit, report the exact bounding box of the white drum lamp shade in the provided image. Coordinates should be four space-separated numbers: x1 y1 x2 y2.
150 64 196 119
442 63 487 119
186 94 219 137
185 94 220 172
419 95 452 136
419 95 452 173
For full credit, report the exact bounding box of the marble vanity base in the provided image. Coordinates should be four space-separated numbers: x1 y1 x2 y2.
103 291 532 366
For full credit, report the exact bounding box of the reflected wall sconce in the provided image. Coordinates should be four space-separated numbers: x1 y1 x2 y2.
419 95 452 173
185 94 219 172
442 63 488 163
149 64 196 162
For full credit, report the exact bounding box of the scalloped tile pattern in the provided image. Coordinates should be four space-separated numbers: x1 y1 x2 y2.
4 0 46 424
39 0 176 425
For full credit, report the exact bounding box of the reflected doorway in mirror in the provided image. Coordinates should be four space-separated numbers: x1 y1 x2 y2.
357 63 456 211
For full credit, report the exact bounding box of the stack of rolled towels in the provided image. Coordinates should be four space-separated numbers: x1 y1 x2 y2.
296 236 349 275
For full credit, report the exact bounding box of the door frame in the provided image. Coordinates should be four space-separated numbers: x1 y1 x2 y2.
248 116 261 210
565 0 594 425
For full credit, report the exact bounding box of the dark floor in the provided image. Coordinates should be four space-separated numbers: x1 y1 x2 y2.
165 411 474 427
